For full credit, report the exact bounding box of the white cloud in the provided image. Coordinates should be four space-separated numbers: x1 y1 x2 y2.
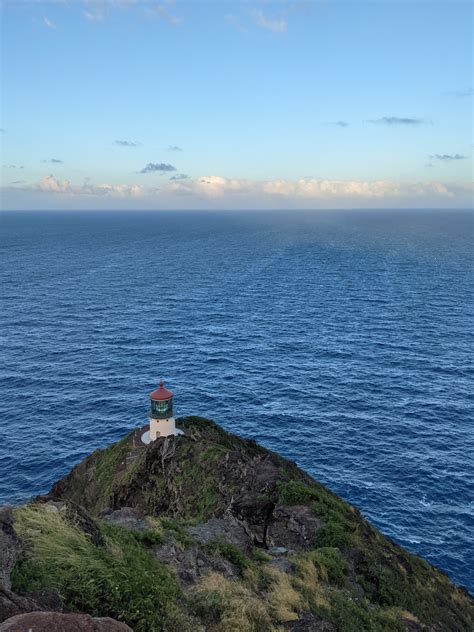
165 175 460 200
6 175 472 210
252 9 286 34
43 17 56 29
84 0 140 23
33 175 145 197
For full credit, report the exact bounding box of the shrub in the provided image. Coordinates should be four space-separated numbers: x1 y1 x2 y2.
204 537 251 572
314 522 352 548
277 480 317 505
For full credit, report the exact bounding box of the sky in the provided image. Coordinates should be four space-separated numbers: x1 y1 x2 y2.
1 0 473 210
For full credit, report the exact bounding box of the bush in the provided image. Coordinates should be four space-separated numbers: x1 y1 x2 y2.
277 480 317 505
314 522 352 548
205 537 250 572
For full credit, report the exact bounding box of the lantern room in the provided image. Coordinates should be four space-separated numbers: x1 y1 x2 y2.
149 381 173 419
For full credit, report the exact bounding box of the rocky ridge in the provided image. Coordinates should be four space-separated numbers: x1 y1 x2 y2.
1 416 473 631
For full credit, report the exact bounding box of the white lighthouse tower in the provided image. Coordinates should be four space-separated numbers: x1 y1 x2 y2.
142 381 183 444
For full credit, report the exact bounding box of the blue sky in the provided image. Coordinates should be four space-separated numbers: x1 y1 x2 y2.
1 0 472 209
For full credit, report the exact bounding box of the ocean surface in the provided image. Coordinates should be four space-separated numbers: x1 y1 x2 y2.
1 209 473 591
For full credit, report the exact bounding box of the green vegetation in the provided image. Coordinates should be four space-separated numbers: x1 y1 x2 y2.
278 478 356 549
94 434 131 494
326 592 404 632
11 505 188 632
159 516 195 548
303 547 348 587
277 480 317 505
204 537 251 572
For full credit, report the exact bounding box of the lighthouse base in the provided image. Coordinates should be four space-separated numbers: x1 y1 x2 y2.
141 416 183 444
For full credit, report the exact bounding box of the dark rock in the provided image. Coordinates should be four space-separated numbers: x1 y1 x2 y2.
187 516 251 550
101 507 147 532
0 588 51 624
153 538 239 585
0 509 23 591
268 505 321 550
268 546 290 556
400 617 424 631
195 551 238 579
0 612 133 631
285 611 336 631
22 590 63 613
270 558 295 573
153 537 180 564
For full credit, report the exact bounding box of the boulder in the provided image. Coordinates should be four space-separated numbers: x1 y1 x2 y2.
187 516 251 550
0 587 64 625
0 612 133 631
101 507 147 532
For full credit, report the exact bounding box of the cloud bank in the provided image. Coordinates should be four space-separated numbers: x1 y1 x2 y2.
165 175 462 201
5 174 472 210
26 175 146 197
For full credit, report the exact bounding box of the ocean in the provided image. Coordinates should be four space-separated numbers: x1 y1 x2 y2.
1 209 473 591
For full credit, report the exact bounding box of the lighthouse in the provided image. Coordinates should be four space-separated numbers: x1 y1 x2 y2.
141 380 183 444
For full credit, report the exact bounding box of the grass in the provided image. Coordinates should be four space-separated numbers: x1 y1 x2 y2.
159 516 195 548
11 504 187 632
303 547 348 587
204 537 251 572
189 571 276 632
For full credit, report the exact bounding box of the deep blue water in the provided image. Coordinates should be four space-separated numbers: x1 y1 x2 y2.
1 209 473 591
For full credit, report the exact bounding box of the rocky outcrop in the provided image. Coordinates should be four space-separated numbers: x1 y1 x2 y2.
5 417 474 632
153 536 240 585
0 612 133 631
0 586 64 624
100 507 147 532
187 516 251 550
267 505 322 549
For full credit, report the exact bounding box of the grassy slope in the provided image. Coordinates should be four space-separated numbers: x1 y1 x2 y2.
13 417 474 632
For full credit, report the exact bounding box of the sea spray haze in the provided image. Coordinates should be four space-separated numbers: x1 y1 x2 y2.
1 209 473 591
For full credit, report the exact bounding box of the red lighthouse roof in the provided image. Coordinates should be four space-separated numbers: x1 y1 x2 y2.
149 380 174 401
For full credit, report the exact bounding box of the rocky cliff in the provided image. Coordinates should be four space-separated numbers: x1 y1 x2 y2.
1 417 473 631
